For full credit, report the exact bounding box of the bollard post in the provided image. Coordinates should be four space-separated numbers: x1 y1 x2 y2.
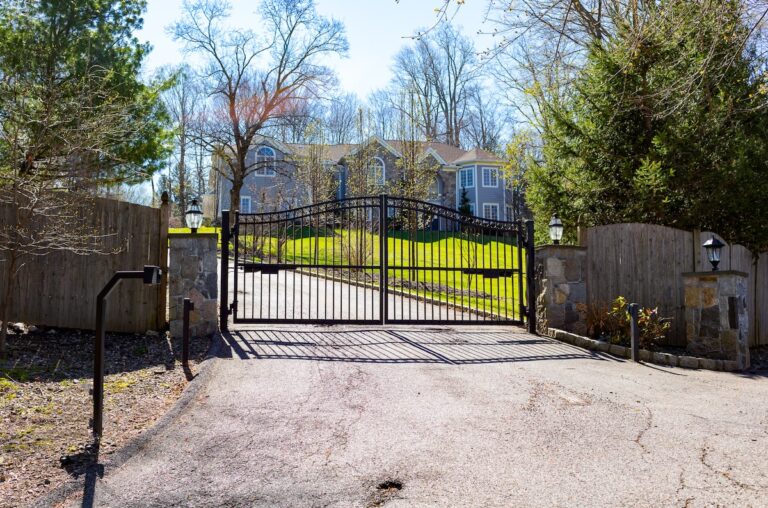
182 298 193 368
629 303 640 362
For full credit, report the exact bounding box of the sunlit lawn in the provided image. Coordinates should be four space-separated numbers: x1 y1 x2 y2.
243 228 526 319
169 226 526 318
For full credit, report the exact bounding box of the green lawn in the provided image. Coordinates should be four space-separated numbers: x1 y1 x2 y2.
249 228 526 320
168 226 527 319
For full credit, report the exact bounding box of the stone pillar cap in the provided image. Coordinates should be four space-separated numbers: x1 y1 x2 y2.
682 270 748 277
168 232 218 239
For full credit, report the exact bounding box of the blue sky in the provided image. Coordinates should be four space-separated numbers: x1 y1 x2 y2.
137 0 493 99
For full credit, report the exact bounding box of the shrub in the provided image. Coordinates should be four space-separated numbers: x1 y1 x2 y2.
587 296 671 349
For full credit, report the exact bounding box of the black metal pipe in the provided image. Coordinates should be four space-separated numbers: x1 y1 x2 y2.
93 270 147 440
182 298 193 367
629 303 640 362
525 219 536 335
220 210 230 331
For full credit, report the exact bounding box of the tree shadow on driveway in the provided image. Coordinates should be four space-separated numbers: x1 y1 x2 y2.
219 327 612 365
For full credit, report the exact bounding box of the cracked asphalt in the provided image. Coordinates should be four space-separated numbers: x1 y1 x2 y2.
61 325 768 507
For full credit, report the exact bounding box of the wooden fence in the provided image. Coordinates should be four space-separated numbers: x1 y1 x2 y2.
0 196 169 333
586 223 767 347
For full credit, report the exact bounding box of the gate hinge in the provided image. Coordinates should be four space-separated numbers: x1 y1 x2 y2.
520 305 527 316
229 301 236 315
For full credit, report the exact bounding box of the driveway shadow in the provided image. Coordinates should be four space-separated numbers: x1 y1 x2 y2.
220 328 606 365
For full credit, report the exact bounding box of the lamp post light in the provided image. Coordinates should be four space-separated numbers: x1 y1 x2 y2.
93 265 162 439
703 235 725 271
185 198 203 233
548 214 564 244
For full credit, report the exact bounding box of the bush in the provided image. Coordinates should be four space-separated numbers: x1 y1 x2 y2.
586 296 671 350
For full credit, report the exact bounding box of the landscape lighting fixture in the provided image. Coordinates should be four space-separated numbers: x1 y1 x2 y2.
185 198 203 233
548 214 564 245
703 235 725 271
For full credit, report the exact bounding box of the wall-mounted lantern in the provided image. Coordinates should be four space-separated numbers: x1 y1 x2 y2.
185 198 203 233
703 235 725 271
548 214 564 245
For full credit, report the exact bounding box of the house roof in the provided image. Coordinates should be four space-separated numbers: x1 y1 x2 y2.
279 139 503 166
453 147 503 165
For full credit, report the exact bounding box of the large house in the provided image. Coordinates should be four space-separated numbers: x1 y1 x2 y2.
205 135 521 223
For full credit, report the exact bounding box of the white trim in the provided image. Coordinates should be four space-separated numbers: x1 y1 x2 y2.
255 145 276 176
420 147 448 166
367 156 386 186
506 205 513 221
483 203 499 220
348 135 402 158
468 203 476 216
481 166 499 188
239 196 252 213
459 167 475 189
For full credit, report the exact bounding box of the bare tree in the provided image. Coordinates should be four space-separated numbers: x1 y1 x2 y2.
172 0 348 214
324 93 361 144
462 87 506 154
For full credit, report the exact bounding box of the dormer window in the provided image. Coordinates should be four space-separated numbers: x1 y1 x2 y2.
367 157 385 187
255 146 276 176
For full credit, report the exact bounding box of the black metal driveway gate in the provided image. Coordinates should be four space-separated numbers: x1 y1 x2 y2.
220 195 535 331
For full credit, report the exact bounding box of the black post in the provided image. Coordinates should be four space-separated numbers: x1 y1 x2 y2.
379 194 388 324
182 298 193 367
93 267 160 439
629 303 640 362
525 219 536 334
220 210 230 331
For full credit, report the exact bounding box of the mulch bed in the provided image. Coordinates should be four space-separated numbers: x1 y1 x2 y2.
0 326 211 508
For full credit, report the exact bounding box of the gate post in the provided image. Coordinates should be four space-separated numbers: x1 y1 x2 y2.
525 219 537 334
220 210 230 332
379 194 388 324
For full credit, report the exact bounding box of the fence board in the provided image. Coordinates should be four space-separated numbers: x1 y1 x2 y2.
0 197 167 333
588 224 767 347
587 223 694 346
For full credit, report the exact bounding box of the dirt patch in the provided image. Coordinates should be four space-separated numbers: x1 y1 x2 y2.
367 478 403 507
0 327 210 507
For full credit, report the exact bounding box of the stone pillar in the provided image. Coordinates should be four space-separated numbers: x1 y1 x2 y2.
169 233 218 338
684 271 749 370
535 245 588 335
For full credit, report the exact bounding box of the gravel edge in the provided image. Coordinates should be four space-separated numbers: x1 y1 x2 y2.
26 333 227 508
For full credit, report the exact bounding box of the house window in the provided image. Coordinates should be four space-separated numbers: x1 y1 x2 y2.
482 167 499 187
255 146 276 176
459 168 474 188
367 157 385 186
483 203 499 220
240 196 252 213
506 206 514 221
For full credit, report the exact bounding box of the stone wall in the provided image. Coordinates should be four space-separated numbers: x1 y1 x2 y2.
683 271 749 369
169 233 218 338
535 246 587 335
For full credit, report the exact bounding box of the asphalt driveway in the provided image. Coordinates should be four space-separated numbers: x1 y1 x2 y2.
59 325 768 507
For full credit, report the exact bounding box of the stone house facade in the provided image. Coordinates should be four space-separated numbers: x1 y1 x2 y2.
206 135 517 224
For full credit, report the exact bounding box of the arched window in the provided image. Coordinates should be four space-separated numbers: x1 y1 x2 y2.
430 176 444 199
255 146 276 176
366 157 385 187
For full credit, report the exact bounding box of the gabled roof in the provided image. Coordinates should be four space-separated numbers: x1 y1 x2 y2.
452 147 503 165
289 143 355 163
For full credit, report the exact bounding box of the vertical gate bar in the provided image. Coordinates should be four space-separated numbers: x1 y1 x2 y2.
502 230 509 321
516 225 524 322
379 194 388 324
331 205 336 321
299 212 304 320
452 219 457 322
220 210 230 330
283 217 287 320
525 219 536 334
233 211 240 322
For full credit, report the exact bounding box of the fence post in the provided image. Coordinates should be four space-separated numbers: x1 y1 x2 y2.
629 303 640 362
157 192 170 330
379 194 388 325
220 210 230 331
525 219 536 335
